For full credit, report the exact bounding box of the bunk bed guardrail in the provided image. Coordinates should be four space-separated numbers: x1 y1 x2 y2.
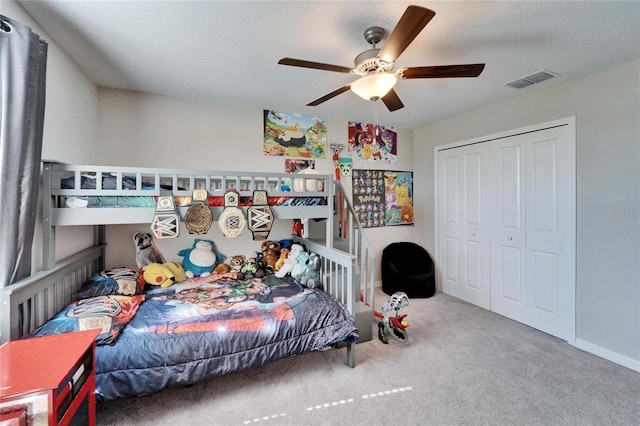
0 245 104 343
1 162 373 365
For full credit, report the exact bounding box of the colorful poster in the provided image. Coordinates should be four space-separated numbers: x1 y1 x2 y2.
264 110 327 158
384 171 414 226
352 169 385 228
284 159 315 174
347 122 397 163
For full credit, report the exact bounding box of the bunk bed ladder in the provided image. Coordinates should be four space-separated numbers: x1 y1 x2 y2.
334 181 376 342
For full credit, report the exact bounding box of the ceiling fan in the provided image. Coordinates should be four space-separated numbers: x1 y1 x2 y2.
278 5 485 112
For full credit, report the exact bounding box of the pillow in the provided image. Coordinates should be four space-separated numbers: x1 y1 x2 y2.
73 266 145 299
28 294 145 345
292 168 324 192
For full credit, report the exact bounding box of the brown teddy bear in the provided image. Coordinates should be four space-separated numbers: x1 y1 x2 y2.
261 240 281 271
228 255 246 273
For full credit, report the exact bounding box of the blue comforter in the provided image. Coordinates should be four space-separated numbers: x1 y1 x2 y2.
95 275 358 401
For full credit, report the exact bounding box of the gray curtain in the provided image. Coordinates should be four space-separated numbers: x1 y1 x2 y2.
0 16 47 288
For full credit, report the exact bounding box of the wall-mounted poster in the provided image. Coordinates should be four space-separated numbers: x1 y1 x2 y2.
384 171 414 226
347 122 397 163
284 159 315 174
339 157 352 177
352 169 385 228
264 110 327 158
352 169 414 228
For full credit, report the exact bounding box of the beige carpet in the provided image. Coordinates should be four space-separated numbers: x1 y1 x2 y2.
96 289 640 425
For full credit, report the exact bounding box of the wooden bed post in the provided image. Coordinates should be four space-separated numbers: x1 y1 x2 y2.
42 161 55 270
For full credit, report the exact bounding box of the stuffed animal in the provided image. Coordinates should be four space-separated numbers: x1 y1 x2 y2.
299 253 321 288
275 243 304 278
214 262 230 273
240 256 265 280
178 239 222 278
133 231 166 267
227 255 246 273
142 262 187 288
291 251 310 281
275 248 289 271
261 240 281 271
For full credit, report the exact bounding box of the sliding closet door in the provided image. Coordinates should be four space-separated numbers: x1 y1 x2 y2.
438 143 491 309
490 125 574 340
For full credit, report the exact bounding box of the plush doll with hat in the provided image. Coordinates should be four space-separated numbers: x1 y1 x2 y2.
142 262 187 288
178 239 223 278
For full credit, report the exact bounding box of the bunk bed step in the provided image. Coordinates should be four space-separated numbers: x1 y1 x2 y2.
353 302 373 342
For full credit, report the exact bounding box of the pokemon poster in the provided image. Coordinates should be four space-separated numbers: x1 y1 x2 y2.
347 122 397 163
384 171 414 226
352 169 386 228
352 169 414 228
264 110 327 158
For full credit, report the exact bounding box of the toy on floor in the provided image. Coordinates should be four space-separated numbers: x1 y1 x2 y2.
374 291 410 344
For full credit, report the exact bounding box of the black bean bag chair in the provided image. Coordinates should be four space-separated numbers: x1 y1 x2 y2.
381 242 435 298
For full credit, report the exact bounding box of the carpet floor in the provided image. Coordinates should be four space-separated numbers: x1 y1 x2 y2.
96 289 640 425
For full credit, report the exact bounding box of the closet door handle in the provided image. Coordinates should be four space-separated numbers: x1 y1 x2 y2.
508 236 513 241
471 232 476 237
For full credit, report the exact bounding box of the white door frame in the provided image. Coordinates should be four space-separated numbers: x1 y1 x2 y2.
433 117 576 345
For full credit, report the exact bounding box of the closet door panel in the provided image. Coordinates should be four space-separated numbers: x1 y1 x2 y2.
438 144 490 308
461 146 490 308
524 128 573 340
439 152 463 298
490 141 526 322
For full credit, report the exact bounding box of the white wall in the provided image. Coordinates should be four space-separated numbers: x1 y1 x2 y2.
96 89 416 275
414 60 640 369
5 0 99 265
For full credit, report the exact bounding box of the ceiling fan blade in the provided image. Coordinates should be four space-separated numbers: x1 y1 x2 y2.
307 85 352 106
381 89 404 111
401 64 486 79
278 58 352 73
378 6 436 63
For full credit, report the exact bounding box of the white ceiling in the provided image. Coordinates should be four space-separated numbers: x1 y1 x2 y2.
15 0 640 130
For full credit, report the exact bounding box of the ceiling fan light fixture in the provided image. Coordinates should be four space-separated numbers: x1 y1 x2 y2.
351 73 398 101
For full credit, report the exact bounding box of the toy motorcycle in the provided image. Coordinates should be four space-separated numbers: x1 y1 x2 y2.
374 292 410 344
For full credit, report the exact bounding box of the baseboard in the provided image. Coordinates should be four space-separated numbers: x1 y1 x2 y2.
575 339 640 372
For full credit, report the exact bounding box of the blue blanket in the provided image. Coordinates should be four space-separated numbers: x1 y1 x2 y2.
95 275 358 401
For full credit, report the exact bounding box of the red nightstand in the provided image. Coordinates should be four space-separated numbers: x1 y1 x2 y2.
0 330 100 426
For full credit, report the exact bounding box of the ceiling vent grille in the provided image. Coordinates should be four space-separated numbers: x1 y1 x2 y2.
507 69 559 89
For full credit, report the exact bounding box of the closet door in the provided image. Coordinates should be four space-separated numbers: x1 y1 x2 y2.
490 138 527 323
491 125 574 340
438 143 491 309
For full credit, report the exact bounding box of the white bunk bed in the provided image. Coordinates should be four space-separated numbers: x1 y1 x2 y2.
1 161 373 401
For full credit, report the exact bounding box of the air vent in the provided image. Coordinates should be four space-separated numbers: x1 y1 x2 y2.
507 69 559 89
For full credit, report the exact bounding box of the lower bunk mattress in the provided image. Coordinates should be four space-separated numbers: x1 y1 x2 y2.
28 274 358 401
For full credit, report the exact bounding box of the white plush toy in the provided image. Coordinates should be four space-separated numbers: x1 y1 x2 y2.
291 251 310 281
275 244 304 278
